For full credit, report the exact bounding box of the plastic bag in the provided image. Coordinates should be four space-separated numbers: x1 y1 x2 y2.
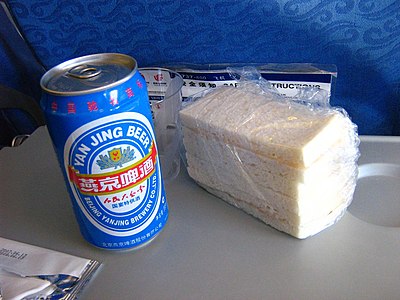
179 67 359 239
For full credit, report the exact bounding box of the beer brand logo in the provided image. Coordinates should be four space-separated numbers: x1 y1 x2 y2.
109 148 122 162
96 146 135 169
64 112 164 236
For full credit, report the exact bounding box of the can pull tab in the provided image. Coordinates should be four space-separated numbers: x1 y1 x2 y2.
67 64 101 79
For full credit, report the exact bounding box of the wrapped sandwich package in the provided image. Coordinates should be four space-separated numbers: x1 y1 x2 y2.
179 70 360 239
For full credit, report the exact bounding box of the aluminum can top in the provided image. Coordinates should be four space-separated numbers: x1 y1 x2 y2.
40 53 137 96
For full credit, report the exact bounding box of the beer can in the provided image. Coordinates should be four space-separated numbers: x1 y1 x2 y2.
40 53 168 250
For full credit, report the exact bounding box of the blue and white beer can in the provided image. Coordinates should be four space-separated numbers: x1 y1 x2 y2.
40 53 168 250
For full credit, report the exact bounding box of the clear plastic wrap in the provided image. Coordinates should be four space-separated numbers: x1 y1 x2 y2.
179 68 360 239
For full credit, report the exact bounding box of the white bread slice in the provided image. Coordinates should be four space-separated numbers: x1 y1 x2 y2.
182 127 357 194
200 183 352 239
180 87 355 168
187 154 356 219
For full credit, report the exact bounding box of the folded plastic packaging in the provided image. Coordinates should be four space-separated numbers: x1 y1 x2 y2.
179 67 360 239
0 237 101 300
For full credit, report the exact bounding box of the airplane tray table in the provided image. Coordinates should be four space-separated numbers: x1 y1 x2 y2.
1 126 400 300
